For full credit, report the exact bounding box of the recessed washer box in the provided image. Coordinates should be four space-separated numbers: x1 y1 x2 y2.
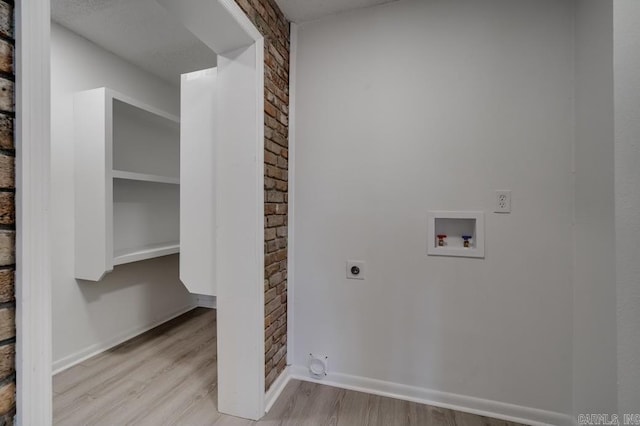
427 211 485 258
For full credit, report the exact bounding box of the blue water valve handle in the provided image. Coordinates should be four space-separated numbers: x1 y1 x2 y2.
462 235 472 248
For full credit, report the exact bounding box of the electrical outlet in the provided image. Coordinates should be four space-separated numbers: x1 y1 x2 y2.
346 260 365 280
495 190 512 213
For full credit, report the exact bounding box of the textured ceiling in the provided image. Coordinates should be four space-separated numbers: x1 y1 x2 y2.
51 0 398 84
275 0 398 22
51 0 217 85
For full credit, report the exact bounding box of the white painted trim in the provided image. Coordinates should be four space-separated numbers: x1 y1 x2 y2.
52 303 196 375
213 39 265 420
286 23 298 366
289 366 572 426
254 36 267 417
218 0 263 42
15 0 53 424
209 2 264 420
194 294 217 309
264 365 292 413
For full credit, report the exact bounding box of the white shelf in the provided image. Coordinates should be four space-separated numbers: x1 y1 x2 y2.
112 97 180 178
110 91 179 124
114 242 180 266
112 170 179 185
74 87 181 281
113 179 179 265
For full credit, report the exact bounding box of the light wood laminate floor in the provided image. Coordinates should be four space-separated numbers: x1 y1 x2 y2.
54 308 524 426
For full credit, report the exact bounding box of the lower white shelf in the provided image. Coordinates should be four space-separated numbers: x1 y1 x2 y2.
112 170 180 185
113 242 180 266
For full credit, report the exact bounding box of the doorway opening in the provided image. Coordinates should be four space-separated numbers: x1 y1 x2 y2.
18 0 266 422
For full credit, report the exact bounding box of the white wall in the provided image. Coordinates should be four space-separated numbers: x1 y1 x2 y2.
293 0 574 420
573 0 617 416
216 43 266 420
613 0 640 414
51 23 193 370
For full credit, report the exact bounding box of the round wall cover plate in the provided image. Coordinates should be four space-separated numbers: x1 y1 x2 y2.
309 355 327 378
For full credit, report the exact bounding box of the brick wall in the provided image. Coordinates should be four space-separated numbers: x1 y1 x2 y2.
0 0 14 424
234 0 290 391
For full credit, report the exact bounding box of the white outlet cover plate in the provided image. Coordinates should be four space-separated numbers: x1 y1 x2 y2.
346 260 365 280
495 190 512 213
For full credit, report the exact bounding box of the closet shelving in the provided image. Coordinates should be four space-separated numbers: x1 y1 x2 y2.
112 170 180 185
74 88 180 281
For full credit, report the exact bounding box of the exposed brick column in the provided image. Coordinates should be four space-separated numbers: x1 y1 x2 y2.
234 0 290 391
0 0 15 423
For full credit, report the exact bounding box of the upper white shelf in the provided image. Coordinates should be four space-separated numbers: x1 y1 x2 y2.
112 94 180 179
74 87 181 281
112 170 180 185
110 90 180 124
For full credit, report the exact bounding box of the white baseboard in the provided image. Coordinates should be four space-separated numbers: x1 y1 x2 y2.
194 293 217 309
288 366 572 426
52 303 197 375
264 365 292 413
